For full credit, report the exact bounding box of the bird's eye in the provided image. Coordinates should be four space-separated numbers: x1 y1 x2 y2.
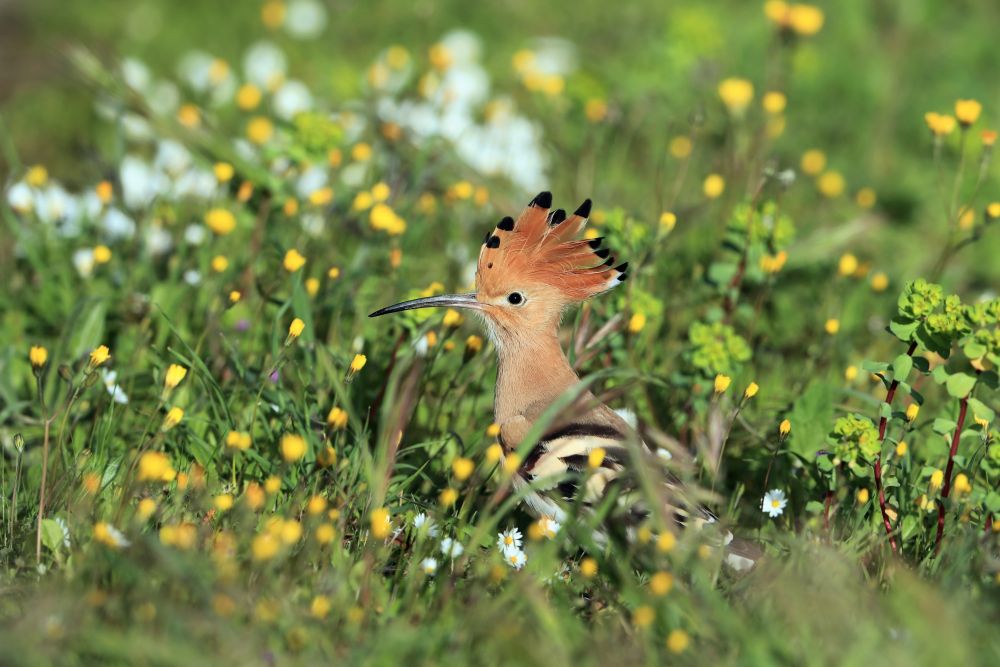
507 292 524 305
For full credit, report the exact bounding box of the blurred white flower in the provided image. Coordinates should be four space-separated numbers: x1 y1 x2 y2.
102 370 129 405
273 80 313 120
530 37 577 77
504 547 527 570
420 557 438 575
173 168 217 200
339 162 368 188
146 225 173 256
439 537 464 558
122 113 154 142
184 224 207 245
120 156 166 210
656 447 674 461
101 208 136 240
121 58 152 92
440 30 482 65
154 139 192 176
243 41 287 90
497 527 523 554
285 0 327 39
412 512 439 537
762 489 788 518
147 81 180 116
35 184 78 225
183 270 202 285
72 248 95 278
178 50 215 92
301 213 325 237
295 166 328 198
7 182 33 213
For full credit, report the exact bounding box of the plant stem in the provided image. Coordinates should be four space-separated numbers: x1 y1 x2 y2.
935 393 970 553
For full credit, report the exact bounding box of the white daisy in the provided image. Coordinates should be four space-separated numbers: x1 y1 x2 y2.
439 537 464 558
102 370 129 405
285 0 327 39
412 512 439 537
504 547 527 570
420 557 437 575
496 527 523 554
761 489 788 518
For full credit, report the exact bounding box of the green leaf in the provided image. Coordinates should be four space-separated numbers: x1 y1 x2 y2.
69 299 107 360
861 360 890 373
946 372 976 398
789 381 835 458
40 518 65 552
805 500 825 514
967 398 995 422
891 353 913 381
889 317 918 341
912 357 930 373
932 418 957 435
931 365 950 385
963 341 987 359
901 515 918 540
986 491 1000 513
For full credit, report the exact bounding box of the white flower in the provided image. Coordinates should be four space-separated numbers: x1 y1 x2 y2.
285 0 327 39
243 41 287 90
656 447 673 461
538 516 561 538
120 156 166 210
147 81 180 116
184 224 207 245
439 537 464 558
121 58 151 92
183 270 202 286
154 139 192 177
273 80 313 120
762 489 788 518
102 370 129 405
295 166 328 199
440 30 482 65
420 557 438 575
101 208 136 240
146 225 173 256
72 248 95 278
54 517 71 548
504 547 527 570
496 527 523 554
177 50 215 92
412 513 439 537
7 181 33 213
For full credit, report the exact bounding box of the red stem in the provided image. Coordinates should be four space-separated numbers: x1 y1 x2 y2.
872 340 917 554
823 489 833 532
935 394 969 552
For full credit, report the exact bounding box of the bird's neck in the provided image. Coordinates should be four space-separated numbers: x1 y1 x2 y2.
493 328 581 425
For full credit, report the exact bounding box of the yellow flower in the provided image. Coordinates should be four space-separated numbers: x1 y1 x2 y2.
236 83 262 110
225 431 252 451
327 406 348 430
93 245 112 264
669 136 693 159
818 171 845 198
906 403 920 422
779 418 792 437
163 407 184 431
306 495 328 516
760 250 788 274
856 187 877 209
350 354 367 373
95 180 113 204
844 365 859 382
309 187 334 207
800 149 826 176
925 112 956 137
251 533 280 561
856 488 870 505
138 451 174 482
317 445 337 467
659 212 677 232
283 249 306 272
310 595 331 619
982 130 998 147
211 255 229 273
229 290 242 304
351 142 373 162
247 117 274 144
452 457 475 481
177 104 200 128
352 191 374 211
315 523 336 545
205 208 236 235
89 345 111 368
762 91 787 114
703 173 725 198
370 508 391 539
439 487 459 507
870 272 889 292
666 629 690 654
288 317 305 339
717 78 754 115
585 98 608 123
136 498 157 521
954 99 982 127
465 335 483 355
281 434 307 462
26 164 49 187
29 345 48 369
633 605 655 628
370 182 391 203
824 318 840 335
929 469 944 490
650 571 673 596
713 374 731 394
486 423 501 438
895 441 908 458
838 253 859 277
212 162 234 183
164 364 188 390
789 4 824 35
327 266 341 280
279 519 302 544
283 198 299 216
579 557 598 578
443 309 464 328
485 442 503 464
93 522 129 549
264 476 282 495
628 312 647 333
744 382 759 400
502 452 521 476
953 473 972 495
656 531 676 553
214 494 234 512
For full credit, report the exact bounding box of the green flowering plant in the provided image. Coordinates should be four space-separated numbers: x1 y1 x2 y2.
828 414 881 467
684 320 752 377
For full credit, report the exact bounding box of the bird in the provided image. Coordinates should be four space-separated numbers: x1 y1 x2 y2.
370 191 756 570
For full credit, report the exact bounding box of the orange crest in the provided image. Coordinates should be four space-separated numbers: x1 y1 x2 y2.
476 192 628 303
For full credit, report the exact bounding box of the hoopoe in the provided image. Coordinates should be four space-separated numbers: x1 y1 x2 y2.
371 192 756 570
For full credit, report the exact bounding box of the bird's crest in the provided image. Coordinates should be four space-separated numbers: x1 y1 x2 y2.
476 192 628 301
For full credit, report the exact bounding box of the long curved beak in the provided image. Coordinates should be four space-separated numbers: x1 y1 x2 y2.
369 293 482 318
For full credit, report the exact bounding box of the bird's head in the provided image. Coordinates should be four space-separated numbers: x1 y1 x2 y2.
370 191 628 347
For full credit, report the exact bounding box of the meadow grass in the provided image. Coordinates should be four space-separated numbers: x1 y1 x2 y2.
2 2 1000 665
